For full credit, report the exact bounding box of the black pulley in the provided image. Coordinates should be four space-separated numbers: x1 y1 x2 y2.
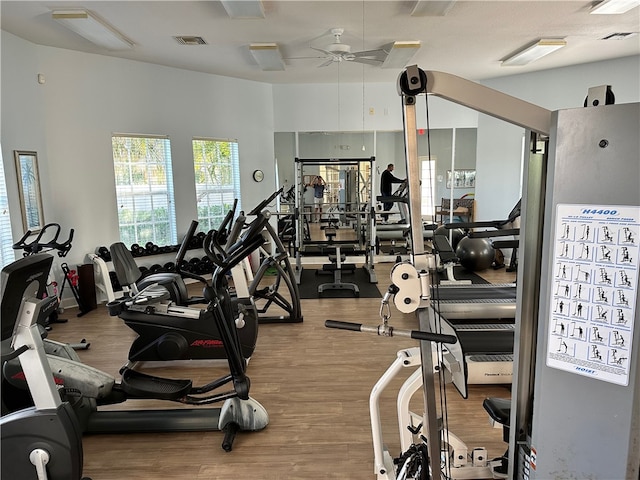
398 66 427 97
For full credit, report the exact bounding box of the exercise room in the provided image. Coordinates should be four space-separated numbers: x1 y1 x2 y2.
1 2 639 479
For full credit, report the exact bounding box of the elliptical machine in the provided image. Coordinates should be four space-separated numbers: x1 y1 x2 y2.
1 253 91 480
112 205 259 362
5 211 271 453
226 188 303 324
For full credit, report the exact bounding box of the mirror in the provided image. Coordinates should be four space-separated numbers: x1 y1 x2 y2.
14 150 44 232
275 128 478 224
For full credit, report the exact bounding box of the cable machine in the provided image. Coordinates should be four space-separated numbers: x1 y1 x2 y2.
293 157 377 285
392 66 639 479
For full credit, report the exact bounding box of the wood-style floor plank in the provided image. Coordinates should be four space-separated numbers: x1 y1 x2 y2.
43 260 515 480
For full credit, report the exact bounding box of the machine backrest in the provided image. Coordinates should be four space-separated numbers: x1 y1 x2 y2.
0 254 53 341
109 242 142 287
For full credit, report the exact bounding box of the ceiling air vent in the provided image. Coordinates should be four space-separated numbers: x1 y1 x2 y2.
173 36 207 45
601 32 638 40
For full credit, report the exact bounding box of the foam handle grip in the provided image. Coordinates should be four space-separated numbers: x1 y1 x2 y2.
325 320 362 332
410 330 457 344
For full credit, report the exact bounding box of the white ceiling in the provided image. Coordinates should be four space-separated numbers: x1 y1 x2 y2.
2 1 639 84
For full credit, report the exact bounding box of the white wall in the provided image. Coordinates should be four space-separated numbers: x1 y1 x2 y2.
273 82 479 132
2 31 275 279
475 55 640 221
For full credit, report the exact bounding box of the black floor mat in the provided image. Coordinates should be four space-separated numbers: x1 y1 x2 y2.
298 268 381 299
434 266 491 285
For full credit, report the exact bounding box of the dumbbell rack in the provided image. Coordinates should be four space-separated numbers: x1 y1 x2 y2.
90 236 209 304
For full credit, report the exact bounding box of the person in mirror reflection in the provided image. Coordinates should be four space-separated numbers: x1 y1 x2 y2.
309 175 326 223
380 164 404 222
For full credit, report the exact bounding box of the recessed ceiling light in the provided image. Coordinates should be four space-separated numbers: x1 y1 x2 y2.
590 0 640 14
220 0 265 18
52 9 133 50
250 43 285 71
502 39 566 67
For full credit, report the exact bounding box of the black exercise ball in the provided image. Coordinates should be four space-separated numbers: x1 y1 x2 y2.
455 236 495 271
434 226 465 250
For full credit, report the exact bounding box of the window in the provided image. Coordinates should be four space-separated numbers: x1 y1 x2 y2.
112 134 176 247
420 156 436 218
192 138 241 233
0 148 15 268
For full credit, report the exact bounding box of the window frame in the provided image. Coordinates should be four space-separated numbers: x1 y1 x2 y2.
192 137 241 233
111 133 177 247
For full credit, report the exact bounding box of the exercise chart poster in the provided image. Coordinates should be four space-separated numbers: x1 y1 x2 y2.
546 204 639 385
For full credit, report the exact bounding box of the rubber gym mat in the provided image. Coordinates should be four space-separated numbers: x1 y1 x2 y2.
434 266 491 285
297 268 382 299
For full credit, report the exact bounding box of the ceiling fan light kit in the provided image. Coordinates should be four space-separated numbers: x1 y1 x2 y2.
303 28 419 68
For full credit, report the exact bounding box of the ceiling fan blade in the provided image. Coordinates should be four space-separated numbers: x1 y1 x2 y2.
352 48 387 58
285 55 327 60
351 57 384 66
317 58 335 67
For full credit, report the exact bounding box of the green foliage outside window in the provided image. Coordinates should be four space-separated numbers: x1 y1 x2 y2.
112 135 176 247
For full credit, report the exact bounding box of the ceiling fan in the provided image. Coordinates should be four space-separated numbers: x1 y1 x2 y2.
306 28 388 67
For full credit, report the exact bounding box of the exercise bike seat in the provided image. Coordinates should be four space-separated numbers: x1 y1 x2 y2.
483 397 511 427
110 242 196 306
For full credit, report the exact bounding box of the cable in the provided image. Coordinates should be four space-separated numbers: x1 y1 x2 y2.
423 90 453 480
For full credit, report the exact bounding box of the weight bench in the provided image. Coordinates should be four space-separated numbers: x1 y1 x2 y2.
432 234 471 285
317 228 359 297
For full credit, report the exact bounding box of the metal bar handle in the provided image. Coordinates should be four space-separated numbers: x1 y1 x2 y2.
325 320 457 344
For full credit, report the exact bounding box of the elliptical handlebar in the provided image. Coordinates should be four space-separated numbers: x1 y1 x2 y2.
205 211 270 279
175 220 200 268
248 187 283 216
224 212 247 250
216 199 238 245
175 220 208 283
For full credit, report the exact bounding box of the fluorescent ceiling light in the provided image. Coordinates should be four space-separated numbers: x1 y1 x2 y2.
52 10 133 50
220 1 265 18
591 0 640 14
382 41 421 69
502 39 566 66
250 43 284 71
411 1 456 16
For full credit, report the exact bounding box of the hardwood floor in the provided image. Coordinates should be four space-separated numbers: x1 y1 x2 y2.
44 259 515 480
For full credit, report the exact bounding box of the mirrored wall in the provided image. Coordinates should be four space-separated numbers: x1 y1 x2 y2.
274 128 477 222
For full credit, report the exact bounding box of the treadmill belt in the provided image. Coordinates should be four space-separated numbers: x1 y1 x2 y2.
431 285 516 302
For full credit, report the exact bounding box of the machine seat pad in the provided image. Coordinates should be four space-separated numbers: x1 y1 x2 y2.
483 397 511 425
322 263 356 272
433 235 458 264
328 254 346 263
121 368 192 401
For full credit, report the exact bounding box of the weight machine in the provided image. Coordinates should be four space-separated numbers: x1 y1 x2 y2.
391 67 639 478
326 66 638 479
293 157 377 285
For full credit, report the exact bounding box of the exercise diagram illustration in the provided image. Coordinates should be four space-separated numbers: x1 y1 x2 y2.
547 205 639 386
